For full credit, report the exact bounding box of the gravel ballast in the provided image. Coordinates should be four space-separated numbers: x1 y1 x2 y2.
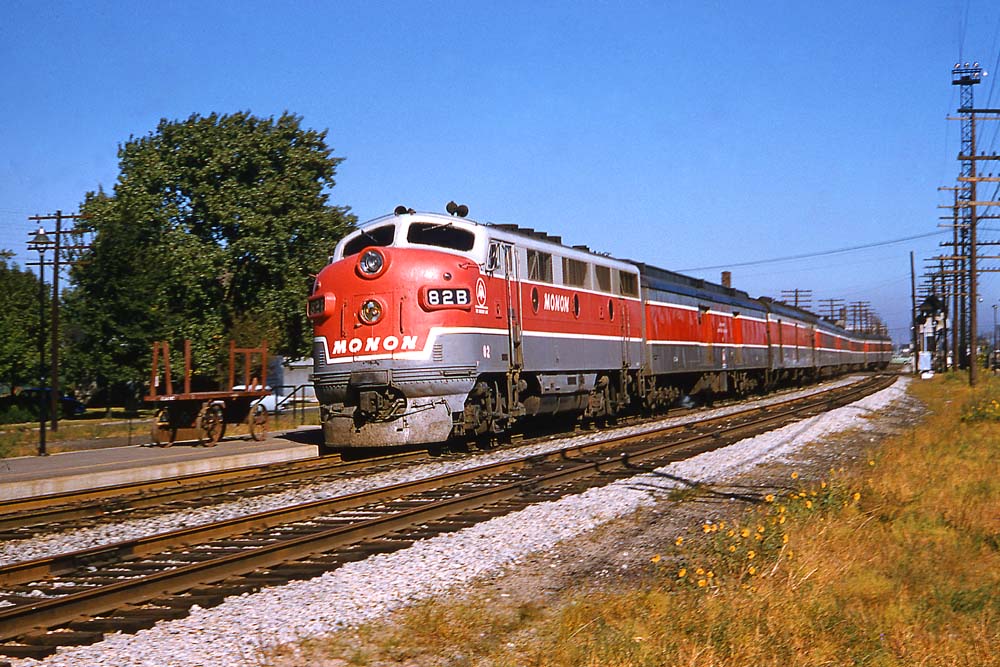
0 377 860 568
8 377 914 667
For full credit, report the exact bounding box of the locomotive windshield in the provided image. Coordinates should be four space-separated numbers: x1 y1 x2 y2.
407 222 476 251
342 225 395 257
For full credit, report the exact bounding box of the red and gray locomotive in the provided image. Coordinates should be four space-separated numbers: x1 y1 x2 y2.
308 205 891 448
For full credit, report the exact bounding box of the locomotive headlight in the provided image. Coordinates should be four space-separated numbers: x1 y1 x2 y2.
359 299 383 325
358 249 385 276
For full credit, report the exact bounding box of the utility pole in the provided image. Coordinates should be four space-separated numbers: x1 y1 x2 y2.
910 252 918 373
944 63 1000 384
780 289 812 310
26 211 89 430
938 186 961 370
818 298 845 323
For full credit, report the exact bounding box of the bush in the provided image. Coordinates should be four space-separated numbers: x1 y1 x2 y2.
0 402 39 425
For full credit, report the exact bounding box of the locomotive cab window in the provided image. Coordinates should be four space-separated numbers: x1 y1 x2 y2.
619 271 639 297
562 258 588 288
407 223 476 251
527 249 553 283
343 225 395 257
595 265 612 293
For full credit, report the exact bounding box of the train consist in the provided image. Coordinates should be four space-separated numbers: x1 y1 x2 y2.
308 205 891 448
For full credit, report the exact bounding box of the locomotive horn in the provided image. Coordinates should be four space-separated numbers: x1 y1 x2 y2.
446 201 458 215
394 205 409 216
456 204 469 217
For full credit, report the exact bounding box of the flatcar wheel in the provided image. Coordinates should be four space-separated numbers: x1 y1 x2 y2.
152 407 174 447
199 403 225 446
248 403 268 441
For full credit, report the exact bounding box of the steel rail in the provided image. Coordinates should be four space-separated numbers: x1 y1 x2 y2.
0 374 895 647
0 374 890 590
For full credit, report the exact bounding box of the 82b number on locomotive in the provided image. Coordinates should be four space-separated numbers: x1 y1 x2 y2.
421 287 472 310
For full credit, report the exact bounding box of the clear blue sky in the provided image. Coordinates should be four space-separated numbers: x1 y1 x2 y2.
2 1 999 343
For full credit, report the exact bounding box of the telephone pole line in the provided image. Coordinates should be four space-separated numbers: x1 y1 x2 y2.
779 289 812 310
25 210 90 431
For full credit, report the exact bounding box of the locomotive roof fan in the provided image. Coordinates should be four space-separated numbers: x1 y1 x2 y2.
446 201 469 217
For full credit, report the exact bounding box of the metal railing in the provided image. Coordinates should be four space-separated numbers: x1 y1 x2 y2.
270 384 317 425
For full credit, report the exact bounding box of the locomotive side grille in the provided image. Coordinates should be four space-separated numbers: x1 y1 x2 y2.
314 365 477 388
392 365 477 382
313 370 351 387
432 343 444 362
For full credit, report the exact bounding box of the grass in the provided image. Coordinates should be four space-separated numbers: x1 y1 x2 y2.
261 373 1000 666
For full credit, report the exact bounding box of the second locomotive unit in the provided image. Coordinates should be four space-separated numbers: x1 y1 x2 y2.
308 205 891 448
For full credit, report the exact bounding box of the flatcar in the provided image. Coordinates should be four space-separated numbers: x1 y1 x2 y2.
308 205 891 447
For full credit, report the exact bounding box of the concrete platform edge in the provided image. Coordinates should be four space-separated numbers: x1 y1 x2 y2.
0 444 320 502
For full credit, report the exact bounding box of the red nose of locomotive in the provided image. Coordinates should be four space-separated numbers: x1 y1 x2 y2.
309 234 486 447
308 246 401 356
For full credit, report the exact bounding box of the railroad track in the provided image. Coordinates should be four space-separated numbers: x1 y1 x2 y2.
0 449 432 537
0 373 896 660
0 374 880 537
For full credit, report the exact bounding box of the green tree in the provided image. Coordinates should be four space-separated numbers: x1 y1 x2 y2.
0 255 43 392
64 111 355 391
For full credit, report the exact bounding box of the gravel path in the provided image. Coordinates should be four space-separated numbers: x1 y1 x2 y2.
7 376 911 667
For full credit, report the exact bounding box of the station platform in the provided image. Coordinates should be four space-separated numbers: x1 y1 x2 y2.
0 428 323 502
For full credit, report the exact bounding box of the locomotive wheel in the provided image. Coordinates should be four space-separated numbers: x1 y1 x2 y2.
248 403 268 441
152 407 175 447
198 402 226 446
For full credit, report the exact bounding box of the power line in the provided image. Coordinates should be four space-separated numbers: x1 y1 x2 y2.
677 230 948 272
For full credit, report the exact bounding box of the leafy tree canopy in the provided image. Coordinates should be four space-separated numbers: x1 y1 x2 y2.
0 256 43 391
65 111 355 389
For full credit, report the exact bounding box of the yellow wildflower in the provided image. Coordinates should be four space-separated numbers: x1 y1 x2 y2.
821 481 827 489
675 537 684 546
748 566 757 575
740 528 750 538
707 571 714 579
778 505 786 513
651 554 661 564
782 534 789 544
729 545 736 552
868 460 875 467
791 471 799 479
853 492 861 502
757 525 765 533
727 529 735 537
764 494 775 503
779 515 786 524
698 579 707 587
805 500 813 509
678 568 687 578
703 524 712 533
754 533 762 541
747 551 756 560
696 567 705 575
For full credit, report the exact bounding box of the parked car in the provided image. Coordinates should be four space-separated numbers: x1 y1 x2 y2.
231 385 282 413
15 387 87 418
